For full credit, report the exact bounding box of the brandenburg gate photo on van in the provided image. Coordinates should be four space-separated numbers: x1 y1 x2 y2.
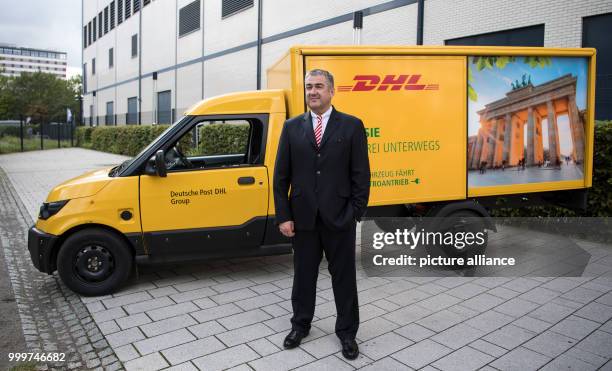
468 74 585 173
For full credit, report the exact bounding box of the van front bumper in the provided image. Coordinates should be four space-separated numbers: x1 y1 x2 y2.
28 226 58 274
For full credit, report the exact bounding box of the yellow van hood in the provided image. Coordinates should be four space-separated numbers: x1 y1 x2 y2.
46 167 114 202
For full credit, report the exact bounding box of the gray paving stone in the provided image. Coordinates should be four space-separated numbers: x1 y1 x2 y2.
431 323 485 350
164 362 199 371
386 288 431 306
294 354 354 371
218 309 272 330
502 278 542 293
263 314 293 332
432 346 494 371
261 303 290 317
102 292 153 309
469 339 507 357
529 302 576 324
601 319 612 334
91 307 127 323
147 302 199 322
115 312 152 330
134 328 196 355
249 347 314 371
86 301 106 313
161 336 226 365
596 291 612 306
360 332 413 360
371 299 402 312
564 347 610 368
173 278 216 292
418 293 462 311
97 320 120 335
418 283 448 295
494 298 540 318
394 323 435 342
461 293 506 313
124 297 174 315
300 333 341 359
463 310 514 333
416 309 467 332
549 315 600 340
574 302 612 323
391 338 452 369
169 287 216 303
210 279 255 294
575 330 612 358
234 293 284 311
383 304 431 326
247 338 280 357
483 324 537 350
540 277 583 293
356 317 399 342
217 323 274 347
114 344 140 362
191 303 243 323
539 353 599 371
517 287 560 305
153 275 197 289
359 356 410 371
523 330 577 357
512 315 552 333
490 346 551 371
551 297 585 310
105 327 145 348
147 285 179 298
447 283 489 300
487 286 521 300
187 320 226 339
124 352 168 371
140 314 197 337
561 287 605 304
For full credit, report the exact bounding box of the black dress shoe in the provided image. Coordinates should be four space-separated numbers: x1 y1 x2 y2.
283 329 308 349
341 338 359 360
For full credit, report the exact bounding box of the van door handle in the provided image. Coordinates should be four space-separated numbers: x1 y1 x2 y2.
237 176 255 185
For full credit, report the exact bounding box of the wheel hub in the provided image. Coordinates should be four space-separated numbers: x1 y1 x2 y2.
74 245 115 282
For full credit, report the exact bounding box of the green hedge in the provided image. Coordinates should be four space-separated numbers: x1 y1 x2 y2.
198 123 249 155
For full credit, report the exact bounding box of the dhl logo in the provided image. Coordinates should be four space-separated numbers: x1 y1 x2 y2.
337 75 439 92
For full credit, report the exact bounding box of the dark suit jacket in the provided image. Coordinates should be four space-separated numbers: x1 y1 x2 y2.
273 107 371 231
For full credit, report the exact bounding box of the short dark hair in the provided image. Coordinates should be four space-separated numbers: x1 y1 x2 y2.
305 69 334 89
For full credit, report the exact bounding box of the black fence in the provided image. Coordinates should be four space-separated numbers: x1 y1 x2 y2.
0 121 75 154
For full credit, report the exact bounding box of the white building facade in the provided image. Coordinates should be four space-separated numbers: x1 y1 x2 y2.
81 0 612 126
0 44 67 79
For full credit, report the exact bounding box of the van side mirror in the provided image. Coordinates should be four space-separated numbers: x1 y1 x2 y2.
155 150 167 177
145 150 167 177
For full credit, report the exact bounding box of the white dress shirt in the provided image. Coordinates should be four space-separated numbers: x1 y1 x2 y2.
310 106 333 137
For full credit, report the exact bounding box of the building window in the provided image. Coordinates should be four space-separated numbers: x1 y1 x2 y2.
118 0 123 24
179 0 200 37
98 12 103 37
109 48 114 68
110 1 116 30
127 97 138 124
83 26 87 48
104 7 109 34
93 17 97 41
92 58 96 75
445 24 544 47
157 90 172 124
106 101 114 126
144 0 150 6
134 0 140 13
583 12 612 120
131 34 138 57
222 0 253 18
125 0 131 18
88 22 92 45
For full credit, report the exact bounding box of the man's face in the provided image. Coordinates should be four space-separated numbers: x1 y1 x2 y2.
305 74 334 113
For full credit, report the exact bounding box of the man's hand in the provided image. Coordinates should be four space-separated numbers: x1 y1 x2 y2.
279 221 295 237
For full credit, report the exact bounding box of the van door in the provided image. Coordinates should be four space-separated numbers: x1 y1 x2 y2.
139 115 269 258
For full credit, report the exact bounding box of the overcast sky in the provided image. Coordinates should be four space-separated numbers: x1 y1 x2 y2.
0 0 82 78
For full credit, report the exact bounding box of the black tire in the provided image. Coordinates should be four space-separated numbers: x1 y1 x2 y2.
426 210 489 259
57 228 133 296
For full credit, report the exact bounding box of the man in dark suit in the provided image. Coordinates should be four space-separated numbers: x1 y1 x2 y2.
273 69 370 360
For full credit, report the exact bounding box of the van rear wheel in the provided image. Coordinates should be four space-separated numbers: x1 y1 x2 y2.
57 228 132 296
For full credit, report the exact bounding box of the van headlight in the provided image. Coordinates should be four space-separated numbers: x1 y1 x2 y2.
39 200 69 220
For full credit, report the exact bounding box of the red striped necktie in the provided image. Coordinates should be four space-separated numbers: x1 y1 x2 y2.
314 114 323 147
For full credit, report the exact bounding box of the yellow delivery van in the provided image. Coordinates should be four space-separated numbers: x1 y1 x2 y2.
28 46 596 295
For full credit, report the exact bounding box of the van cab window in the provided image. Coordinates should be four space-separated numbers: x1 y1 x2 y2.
165 118 262 172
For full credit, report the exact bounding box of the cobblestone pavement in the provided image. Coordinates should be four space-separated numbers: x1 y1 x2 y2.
1 148 612 371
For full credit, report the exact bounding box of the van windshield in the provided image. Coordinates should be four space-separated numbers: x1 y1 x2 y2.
109 120 181 177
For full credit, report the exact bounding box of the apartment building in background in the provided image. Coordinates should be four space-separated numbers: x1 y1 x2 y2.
81 0 612 126
0 44 68 80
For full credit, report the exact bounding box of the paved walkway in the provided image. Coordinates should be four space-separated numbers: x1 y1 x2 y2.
0 148 611 371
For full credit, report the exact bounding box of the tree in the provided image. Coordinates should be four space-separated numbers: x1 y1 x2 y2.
0 71 82 124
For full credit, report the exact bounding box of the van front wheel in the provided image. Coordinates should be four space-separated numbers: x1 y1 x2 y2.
57 229 132 296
